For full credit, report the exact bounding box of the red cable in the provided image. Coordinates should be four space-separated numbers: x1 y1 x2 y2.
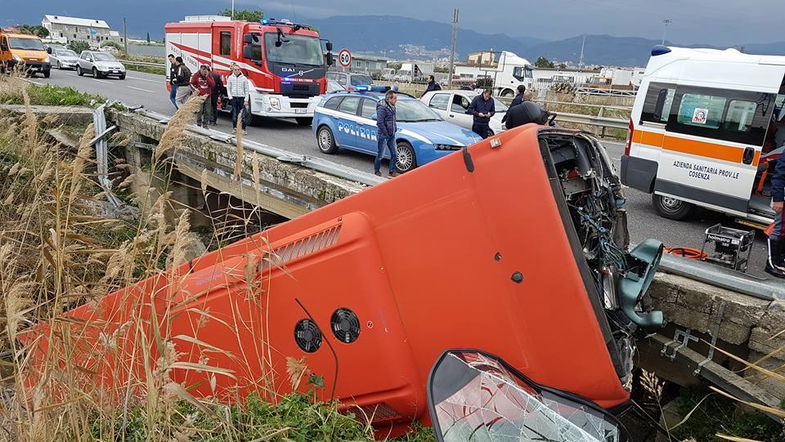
664 247 707 260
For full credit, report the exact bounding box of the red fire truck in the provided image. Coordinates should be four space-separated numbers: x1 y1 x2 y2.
165 16 334 125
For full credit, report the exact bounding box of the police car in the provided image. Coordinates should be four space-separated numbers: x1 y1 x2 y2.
312 87 482 172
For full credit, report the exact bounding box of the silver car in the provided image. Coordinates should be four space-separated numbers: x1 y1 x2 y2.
77 51 126 79
50 49 79 70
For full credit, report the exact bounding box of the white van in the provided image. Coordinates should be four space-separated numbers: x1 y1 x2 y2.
621 46 785 228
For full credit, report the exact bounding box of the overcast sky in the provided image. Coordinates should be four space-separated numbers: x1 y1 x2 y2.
243 0 783 46
6 0 783 46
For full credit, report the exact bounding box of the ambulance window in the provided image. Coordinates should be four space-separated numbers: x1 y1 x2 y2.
676 93 726 129
338 96 360 115
220 32 232 56
723 100 757 132
641 84 675 124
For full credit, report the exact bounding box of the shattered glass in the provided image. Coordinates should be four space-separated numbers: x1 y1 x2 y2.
429 352 623 442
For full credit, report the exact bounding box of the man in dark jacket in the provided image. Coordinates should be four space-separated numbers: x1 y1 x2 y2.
502 85 527 124
375 90 399 177
208 66 225 125
767 128 785 278
422 75 441 97
174 57 193 107
168 54 178 109
467 89 495 139
504 101 552 130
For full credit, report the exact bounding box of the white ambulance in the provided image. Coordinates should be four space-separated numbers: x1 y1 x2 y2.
621 46 785 228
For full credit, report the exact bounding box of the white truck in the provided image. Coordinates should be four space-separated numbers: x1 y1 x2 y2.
453 51 534 97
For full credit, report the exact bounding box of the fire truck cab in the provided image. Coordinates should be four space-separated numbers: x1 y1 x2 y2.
165 17 333 125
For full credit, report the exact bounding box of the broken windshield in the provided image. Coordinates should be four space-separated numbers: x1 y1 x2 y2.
428 351 625 442
264 33 323 66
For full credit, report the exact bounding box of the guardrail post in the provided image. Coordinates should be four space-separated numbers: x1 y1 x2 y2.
598 106 607 138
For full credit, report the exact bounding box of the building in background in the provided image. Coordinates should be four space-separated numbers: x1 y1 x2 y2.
41 15 124 46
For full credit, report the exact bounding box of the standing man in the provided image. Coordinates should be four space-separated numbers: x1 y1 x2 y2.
767 113 785 278
227 63 250 135
510 85 527 107
190 64 216 128
375 90 399 177
422 75 441 97
174 57 192 107
208 66 225 125
467 89 495 139
167 54 179 110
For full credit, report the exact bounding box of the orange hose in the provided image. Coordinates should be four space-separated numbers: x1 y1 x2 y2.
664 247 707 260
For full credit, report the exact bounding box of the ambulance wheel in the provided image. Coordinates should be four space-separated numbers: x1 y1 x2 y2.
395 141 416 173
317 126 338 154
652 194 694 220
296 117 312 126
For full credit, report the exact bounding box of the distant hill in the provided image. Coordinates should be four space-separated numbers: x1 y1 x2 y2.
523 35 668 67
8 4 785 67
306 15 544 59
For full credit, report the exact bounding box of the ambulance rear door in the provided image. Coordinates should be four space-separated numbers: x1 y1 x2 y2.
654 84 775 215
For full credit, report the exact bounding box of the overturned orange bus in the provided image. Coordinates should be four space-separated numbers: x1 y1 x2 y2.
20 124 662 437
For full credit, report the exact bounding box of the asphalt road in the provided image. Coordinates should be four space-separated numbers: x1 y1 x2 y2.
32 68 772 279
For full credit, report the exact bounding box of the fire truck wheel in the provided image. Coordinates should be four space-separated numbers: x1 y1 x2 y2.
296 117 313 126
395 141 416 173
317 126 338 154
652 193 694 220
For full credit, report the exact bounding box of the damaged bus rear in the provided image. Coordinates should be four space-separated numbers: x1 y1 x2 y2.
20 124 662 437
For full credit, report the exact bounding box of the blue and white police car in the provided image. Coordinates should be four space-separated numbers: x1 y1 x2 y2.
312 87 482 173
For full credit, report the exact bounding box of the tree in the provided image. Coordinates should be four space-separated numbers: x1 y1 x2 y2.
68 40 91 54
535 57 555 68
17 25 49 38
219 9 264 22
387 62 402 71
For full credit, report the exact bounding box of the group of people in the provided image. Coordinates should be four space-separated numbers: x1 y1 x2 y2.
166 54 251 133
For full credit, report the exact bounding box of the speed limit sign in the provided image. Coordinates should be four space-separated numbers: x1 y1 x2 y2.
338 49 352 68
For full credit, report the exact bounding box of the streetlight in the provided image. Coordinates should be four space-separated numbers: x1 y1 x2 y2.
661 19 672 46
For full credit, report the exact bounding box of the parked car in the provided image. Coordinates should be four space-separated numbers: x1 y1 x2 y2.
326 79 346 94
76 51 125 79
313 89 482 173
421 90 509 135
50 48 79 70
326 71 374 92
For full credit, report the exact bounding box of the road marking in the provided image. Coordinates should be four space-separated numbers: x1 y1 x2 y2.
128 86 155 93
126 76 163 84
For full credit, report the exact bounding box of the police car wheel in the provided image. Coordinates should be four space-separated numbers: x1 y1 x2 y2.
652 194 694 220
396 141 416 173
317 126 338 154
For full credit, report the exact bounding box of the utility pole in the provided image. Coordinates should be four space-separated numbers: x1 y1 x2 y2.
578 34 586 69
448 8 459 89
661 19 672 46
231 0 235 19
123 18 128 55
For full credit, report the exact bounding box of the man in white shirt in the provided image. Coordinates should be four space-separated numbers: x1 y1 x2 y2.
226 63 250 135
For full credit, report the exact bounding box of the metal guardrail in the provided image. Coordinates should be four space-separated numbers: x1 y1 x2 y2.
120 60 166 69
133 108 386 188
576 87 637 97
555 112 630 133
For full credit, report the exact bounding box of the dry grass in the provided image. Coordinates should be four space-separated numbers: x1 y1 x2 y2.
0 76 402 441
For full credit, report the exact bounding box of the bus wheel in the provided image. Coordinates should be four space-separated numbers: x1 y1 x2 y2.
652 194 694 220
